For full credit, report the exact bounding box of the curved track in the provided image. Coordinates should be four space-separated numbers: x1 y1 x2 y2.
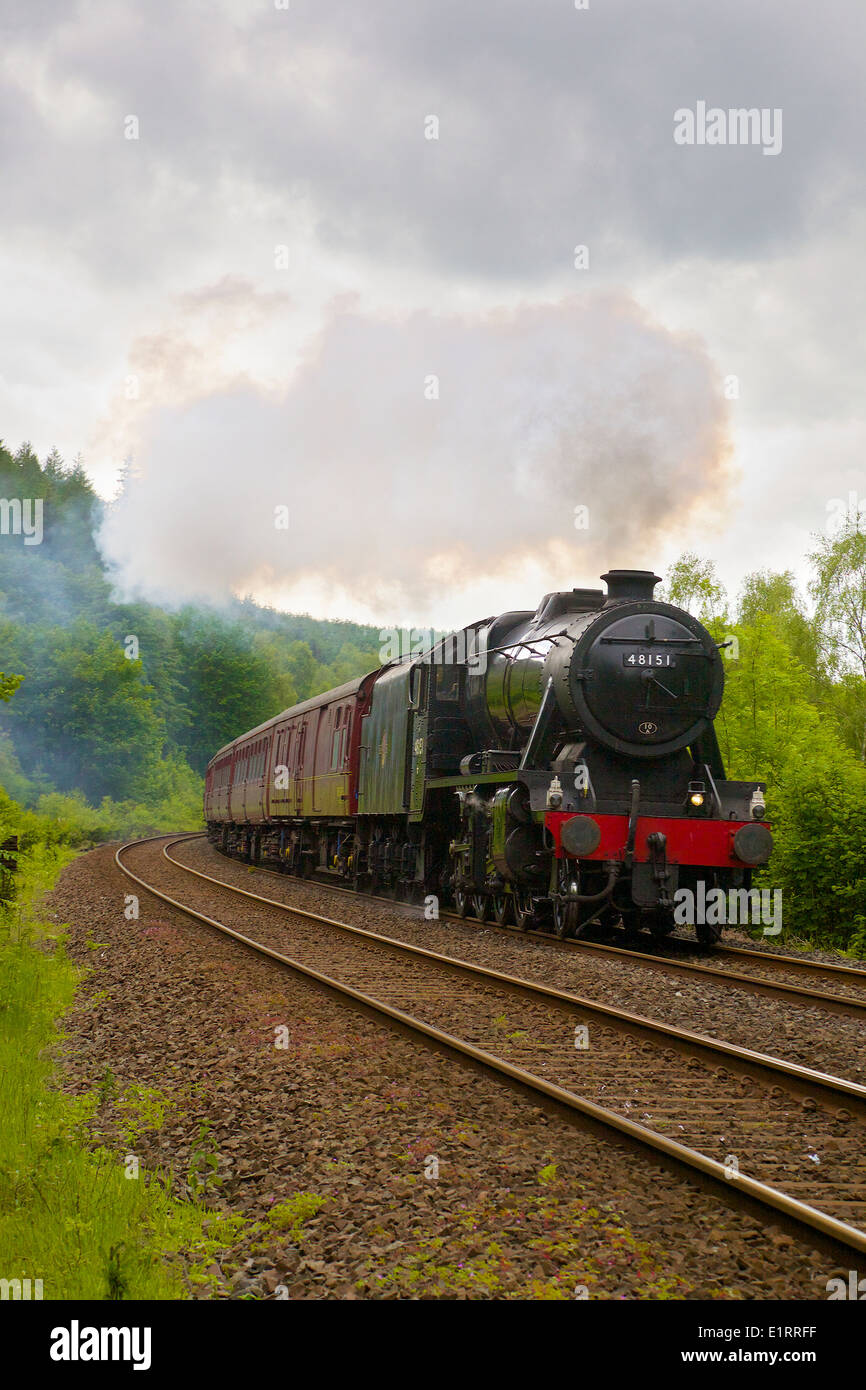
205 837 866 1016
117 834 866 1258
214 828 866 1017
563 936 866 1017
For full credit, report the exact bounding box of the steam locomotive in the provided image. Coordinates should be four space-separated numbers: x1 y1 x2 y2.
204 570 772 944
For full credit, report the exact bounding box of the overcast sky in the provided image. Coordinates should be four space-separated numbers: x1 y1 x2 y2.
1 0 863 628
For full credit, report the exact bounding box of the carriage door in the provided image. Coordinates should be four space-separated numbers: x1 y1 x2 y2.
294 723 306 815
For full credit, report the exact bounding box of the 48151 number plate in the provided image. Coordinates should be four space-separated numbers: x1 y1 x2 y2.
622 651 677 667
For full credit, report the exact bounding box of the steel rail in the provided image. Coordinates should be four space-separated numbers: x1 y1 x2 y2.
114 835 866 1258
161 838 866 1106
197 836 866 1015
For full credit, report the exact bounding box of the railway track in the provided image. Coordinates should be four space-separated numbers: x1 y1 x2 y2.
563 936 866 1018
117 834 866 1258
200 836 866 1017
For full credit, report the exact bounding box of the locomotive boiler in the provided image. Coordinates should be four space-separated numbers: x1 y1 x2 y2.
205 569 772 944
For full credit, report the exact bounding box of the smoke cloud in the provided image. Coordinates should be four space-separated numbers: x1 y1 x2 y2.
97 292 733 624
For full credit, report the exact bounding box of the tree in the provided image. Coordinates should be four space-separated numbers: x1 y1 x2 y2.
738 569 821 675
2 621 166 801
809 520 866 759
173 612 284 772
663 552 726 623
252 631 300 712
0 672 23 703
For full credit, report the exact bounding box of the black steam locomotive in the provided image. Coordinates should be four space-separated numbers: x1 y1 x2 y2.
205 569 772 944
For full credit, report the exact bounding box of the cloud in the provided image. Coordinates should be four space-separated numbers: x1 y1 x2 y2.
1 0 863 288
2 0 862 626
97 292 733 622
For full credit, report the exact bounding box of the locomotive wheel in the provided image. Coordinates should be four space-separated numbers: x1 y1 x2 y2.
492 893 513 926
513 891 536 932
472 893 491 922
696 921 723 946
454 888 471 918
552 898 581 940
648 910 676 939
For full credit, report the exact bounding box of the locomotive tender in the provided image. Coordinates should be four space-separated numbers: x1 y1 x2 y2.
205 569 772 943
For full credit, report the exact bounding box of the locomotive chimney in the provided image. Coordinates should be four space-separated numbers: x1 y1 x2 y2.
600 569 662 605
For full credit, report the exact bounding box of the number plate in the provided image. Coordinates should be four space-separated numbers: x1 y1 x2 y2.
622 651 677 668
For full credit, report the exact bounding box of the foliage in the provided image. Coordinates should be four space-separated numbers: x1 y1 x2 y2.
0 841 250 1298
0 440 381 828
665 546 866 947
662 551 726 623
0 671 22 703
808 518 866 759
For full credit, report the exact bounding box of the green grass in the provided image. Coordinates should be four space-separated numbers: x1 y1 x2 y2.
0 843 247 1299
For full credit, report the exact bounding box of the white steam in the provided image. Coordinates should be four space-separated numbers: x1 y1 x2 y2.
97 292 733 624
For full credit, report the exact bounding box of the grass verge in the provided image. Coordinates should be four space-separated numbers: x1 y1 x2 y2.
0 842 248 1299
